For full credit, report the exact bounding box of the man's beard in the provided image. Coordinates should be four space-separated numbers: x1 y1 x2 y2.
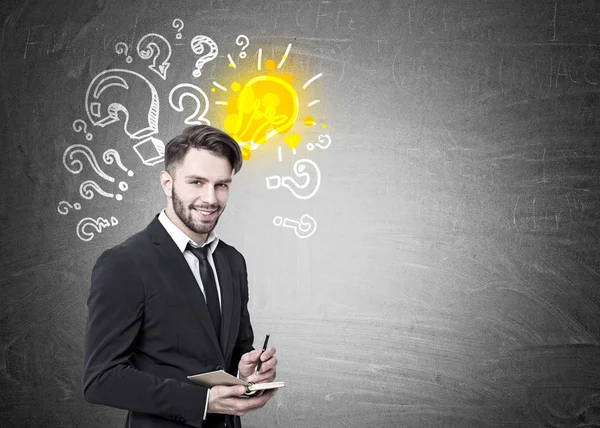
172 187 223 235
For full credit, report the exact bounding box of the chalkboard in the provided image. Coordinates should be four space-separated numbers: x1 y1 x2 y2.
2 0 600 426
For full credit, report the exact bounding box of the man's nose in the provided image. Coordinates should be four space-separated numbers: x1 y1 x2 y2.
201 186 217 205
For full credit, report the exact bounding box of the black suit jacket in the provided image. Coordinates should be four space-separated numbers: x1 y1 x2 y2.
83 216 254 428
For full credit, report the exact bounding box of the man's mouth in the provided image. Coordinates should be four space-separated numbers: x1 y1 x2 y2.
194 207 219 219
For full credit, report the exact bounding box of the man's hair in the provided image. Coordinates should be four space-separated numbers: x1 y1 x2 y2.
164 125 243 176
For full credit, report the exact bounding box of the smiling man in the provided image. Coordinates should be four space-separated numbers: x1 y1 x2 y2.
83 125 277 428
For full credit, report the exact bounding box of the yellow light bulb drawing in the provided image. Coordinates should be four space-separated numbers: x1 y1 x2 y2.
224 75 299 160
213 41 328 162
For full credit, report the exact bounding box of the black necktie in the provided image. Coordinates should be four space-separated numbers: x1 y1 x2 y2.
186 244 221 340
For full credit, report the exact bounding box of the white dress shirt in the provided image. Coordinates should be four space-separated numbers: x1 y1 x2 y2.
158 210 222 310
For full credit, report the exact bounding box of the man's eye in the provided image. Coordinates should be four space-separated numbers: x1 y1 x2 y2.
217 183 228 188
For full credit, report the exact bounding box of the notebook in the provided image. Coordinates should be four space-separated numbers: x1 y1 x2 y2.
187 370 285 395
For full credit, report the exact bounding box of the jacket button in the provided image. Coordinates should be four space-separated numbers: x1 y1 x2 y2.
216 365 224 371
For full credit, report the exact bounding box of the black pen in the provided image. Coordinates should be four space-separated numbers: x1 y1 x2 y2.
256 334 270 373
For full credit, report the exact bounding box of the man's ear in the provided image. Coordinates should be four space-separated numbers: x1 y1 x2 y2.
159 170 173 197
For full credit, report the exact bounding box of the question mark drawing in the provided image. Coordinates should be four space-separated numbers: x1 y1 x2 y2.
86 68 160 140
63 144 115 182
72 119 93 141
172 19 184 39
85 68 164 166
190 35 218 77
265 159 321 200
273 214 317 238
307 134 332 151
63 144 129 196
57 201 81 215
137 33 172 80
236 35 249 59
77 216 119 242
80 179 127 201
103 149 134 177
114 42 133 63
169 83 210 126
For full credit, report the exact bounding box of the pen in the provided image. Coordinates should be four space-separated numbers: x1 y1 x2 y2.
256 334 270 373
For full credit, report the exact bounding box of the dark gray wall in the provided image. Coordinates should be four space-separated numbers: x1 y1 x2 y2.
2 0 600 427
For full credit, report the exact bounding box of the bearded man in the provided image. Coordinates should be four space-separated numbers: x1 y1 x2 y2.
83 125 277 428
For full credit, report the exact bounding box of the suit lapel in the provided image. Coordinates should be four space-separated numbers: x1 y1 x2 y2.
147 216 222 358
213 243 233 356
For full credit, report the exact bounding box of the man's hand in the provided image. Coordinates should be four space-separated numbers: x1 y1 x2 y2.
207 385 275 416
238 347 278 384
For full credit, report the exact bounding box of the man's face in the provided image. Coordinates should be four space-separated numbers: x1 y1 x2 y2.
169 148 232 237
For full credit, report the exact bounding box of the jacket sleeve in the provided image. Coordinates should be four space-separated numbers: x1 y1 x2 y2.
82 247 207 427
230 252 255 372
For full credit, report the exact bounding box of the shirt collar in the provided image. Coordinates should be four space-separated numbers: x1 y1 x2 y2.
158 210 219 254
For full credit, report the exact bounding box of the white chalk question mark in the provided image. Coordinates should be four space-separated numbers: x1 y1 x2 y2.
63 144 114 181
57 201 81 215
76 216 119 242
63 144 129 200
80 179 127 201
103 149 134 177
190 35 218 77
307 134 332 151
273 214 317 238
85 68 165 166
137 33 172 80
72 119 93 141
115 42 133 63
265 159 321 200
172 19 184 39
86 69 160 140
169 83 211 125
236 35 249 59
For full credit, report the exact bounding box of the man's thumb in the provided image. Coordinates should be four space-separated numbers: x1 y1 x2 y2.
242 349 261 362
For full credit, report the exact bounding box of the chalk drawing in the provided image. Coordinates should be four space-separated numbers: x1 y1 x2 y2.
169 83 210 125
103 149 134 177
227 54 237 69
85 68 160 140
172 19 184 39
302 72 322 89
307 133 332 151
277 43 292 69
72 119 93 141
132 137 164 166
273 214 317 238
114 42 133 63
76 216 119 242
236 35 249 58
80 179 124 201
137 33 172 80
190 35 218 77
265 158 321 200
63 144 115 183
57 201 81 215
